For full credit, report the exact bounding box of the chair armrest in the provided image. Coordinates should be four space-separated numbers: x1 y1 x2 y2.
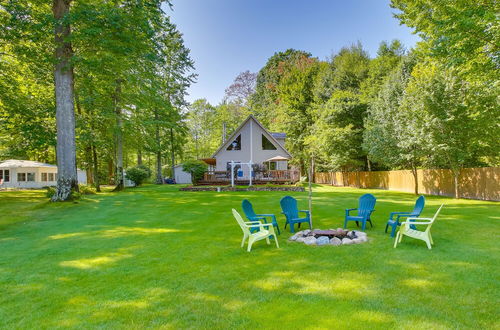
249 216 266 222
256 216 268 223
389 211 410 220
401 221 432 226
299 210 310 214
394 212 418 221
247 223 273 228
245 221 261 225
345 208 357 216
407 217 433 221
257 213 276 219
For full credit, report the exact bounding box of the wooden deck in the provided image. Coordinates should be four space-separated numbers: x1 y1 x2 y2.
198 169 300 185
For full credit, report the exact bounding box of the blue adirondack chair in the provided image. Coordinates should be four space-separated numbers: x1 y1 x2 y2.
280 196 311 233
344 194 376 231
385 195 425 237
242 199 280 234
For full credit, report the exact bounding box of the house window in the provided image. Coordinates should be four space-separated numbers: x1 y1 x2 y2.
17 173 26 182
27 173 35 181
49 173 55 181
262 134 277 150
0 169 10 182
266 162 277 170
41 173 48 182
226 134 241 150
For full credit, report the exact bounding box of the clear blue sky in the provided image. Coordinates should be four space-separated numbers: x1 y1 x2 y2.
168 0 420 105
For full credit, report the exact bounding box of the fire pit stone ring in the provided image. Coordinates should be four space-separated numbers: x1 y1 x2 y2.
288 228 368 246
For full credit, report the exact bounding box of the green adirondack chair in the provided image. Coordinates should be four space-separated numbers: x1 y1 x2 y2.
394 204 444 249
232 209 279 252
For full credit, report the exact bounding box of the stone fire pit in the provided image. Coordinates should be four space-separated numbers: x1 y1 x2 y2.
288 228 368 246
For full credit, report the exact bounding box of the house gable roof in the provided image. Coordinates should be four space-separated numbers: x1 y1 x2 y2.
0 159 57 168
211 115 292 159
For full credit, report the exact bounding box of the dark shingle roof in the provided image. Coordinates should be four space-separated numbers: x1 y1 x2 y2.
271 132 286 139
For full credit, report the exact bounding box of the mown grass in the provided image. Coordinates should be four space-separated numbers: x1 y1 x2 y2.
0 184 498 329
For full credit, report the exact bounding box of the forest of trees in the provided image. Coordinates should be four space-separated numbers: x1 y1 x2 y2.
0 0 195 199
184 1 499 197
0 0 498 200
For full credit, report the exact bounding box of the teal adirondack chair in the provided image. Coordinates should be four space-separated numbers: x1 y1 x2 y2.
344 194 376 231
386 195 425 237
394 204 444 249
280 196 311 233
241 199 280 234
232 209 279 252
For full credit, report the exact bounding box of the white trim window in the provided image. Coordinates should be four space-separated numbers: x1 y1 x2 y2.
41 173 55 182
0 169 10 182
27 172 35 182
17 172 35 182
17 173 26 182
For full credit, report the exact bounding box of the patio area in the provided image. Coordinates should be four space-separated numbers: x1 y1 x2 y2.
199 169 300 185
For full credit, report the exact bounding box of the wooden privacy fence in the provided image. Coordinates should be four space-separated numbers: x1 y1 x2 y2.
315 167 500 201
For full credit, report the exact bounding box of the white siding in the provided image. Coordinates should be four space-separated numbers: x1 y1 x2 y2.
214 118 289 176
174 166 192 184
0 167 87 189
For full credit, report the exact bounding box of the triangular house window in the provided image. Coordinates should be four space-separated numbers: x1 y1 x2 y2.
262 134 277 150
227 134 241 150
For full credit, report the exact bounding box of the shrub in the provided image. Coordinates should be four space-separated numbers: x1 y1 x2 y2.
182 160 207 184
126 166 150 186
45 186 81 200
45 186 56 198
78 184 96 195
137 165 152 178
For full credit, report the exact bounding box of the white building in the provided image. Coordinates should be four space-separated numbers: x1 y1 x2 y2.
0 159 87 189
204 115 294 180
173 164 192 184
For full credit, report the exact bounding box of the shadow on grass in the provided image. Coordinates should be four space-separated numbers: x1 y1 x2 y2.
0 184 498 328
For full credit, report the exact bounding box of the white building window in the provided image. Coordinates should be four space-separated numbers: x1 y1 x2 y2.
17 172 35 182
18 173 26 182
0 169 10 182
50 173 56 181
27 173 35 181
41 173 48 182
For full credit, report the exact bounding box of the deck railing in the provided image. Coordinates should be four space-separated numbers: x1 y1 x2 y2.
202 169 300 183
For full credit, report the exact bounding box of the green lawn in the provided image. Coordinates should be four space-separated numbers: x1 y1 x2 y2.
0 185 498 329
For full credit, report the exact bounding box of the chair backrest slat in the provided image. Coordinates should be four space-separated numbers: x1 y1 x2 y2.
412 195 425 216
233 209 250 235
242 199 257 219
280 196 298 220
426 204 444 231
358 194 376 218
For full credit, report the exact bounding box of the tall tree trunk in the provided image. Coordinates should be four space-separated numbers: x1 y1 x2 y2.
92 144 101 192
113 80 124 191
52 0 78 201
452 168 461 199
107 158 114 185
137 150 142 165
411 164 419 195
170 127 175 182
154 109 163 184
